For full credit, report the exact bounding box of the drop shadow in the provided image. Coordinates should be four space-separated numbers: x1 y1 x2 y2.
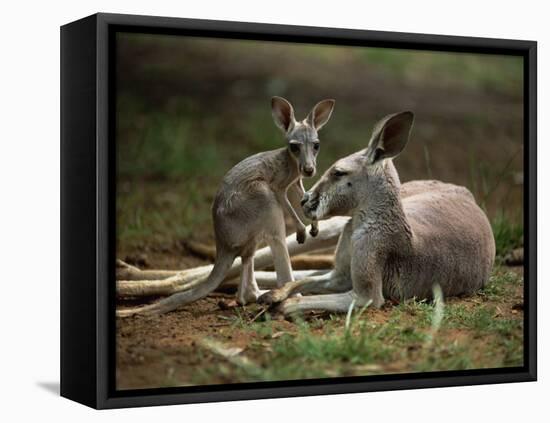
36 381 60 396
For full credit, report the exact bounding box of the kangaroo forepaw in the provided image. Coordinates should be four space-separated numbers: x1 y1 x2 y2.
309 224 319 237
296 228 306 244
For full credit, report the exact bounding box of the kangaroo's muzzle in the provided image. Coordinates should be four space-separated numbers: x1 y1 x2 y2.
301 191 320 219
302 164 316 177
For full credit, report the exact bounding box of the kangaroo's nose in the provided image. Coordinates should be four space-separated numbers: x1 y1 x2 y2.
301 192 310 206
303 165 315 176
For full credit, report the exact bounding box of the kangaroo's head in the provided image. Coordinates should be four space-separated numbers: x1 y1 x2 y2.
302 111 414 220
271 96 335 178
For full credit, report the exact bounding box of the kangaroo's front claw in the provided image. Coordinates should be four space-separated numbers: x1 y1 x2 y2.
296 228 306 244
309 222 319 237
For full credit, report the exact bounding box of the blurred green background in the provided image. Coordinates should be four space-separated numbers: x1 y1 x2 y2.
116 32 524 267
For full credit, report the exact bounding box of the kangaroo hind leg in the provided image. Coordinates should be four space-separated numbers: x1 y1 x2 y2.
266 234 295 288
236 249 264 305
264 205 295 288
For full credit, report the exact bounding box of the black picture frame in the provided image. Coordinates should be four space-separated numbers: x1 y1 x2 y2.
60 12 537 409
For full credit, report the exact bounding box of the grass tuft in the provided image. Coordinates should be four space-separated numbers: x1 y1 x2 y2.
491 211 523 260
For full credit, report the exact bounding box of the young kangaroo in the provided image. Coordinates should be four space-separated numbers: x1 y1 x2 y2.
134 97 335 313
260 111 495 314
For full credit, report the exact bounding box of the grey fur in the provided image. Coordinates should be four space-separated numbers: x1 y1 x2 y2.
135 97 335 312
261 111 495 314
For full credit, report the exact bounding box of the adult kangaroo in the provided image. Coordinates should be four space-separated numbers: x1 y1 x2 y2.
122 97 335 315
260 111 495 314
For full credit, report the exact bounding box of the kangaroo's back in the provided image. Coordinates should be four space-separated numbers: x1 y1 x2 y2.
221 148 287 188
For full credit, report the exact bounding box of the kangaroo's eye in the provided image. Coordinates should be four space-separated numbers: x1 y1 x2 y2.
333 170 348 177
289 143 300 153
313 142 320 151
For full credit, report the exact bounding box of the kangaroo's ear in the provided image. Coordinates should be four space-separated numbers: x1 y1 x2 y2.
365 111 414 164
306 99 335 131
272 96 296 133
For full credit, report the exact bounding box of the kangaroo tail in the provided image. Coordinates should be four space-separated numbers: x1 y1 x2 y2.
117 253 236 317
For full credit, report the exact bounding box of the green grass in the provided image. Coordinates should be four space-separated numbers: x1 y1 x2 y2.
481 269 523 301
492 211 524 260
116 177 213 248
117 95 236 180
190 267 523 384
360 48 523 95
